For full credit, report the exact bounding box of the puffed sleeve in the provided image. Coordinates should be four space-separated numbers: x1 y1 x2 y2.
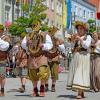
81 35 92 49
95 40 100 53
58 44 66 54
42 34 53 51
0 38 9 51
21 36 28 51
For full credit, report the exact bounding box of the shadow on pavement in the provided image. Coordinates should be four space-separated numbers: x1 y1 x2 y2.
15 94 45 98
7 89 19 93
14 94 31 97
57 94 76 99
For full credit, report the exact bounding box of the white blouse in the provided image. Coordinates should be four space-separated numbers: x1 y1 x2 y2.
58 44 65 54
94 40 100 54
81 35 92 49
21 34 53 52
42 34 53 51
0 38 9 51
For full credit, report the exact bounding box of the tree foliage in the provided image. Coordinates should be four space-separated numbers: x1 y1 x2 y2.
29 0 47 26
87 19 96 33
9 17 28 37
9 0 48 37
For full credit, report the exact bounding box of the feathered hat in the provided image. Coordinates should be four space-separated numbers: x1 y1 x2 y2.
48 26 58 36
32 20 41 31
73 21 89 30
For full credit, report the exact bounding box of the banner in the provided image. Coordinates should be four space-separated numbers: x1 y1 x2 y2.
62 0 67 29
66 0 71 30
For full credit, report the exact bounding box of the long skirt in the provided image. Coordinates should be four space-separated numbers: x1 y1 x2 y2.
67 52 90 90
90 53 100 92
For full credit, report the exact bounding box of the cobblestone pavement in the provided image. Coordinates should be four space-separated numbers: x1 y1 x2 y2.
0 72 100 100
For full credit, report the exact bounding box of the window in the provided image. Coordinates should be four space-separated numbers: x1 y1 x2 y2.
79 8 82 17
47 0 49 7
8 0 11 4
57 23 59 28
59 3 62 15
47 18 49 24
60 25 62 29
57 1 62 15
90 12 94 18
51 20 54 25
88 11 90 18
57 2 59 13
42 0 47 5
83 10 86 19
5 11 9 20
75 6 78 16
51 0 54 10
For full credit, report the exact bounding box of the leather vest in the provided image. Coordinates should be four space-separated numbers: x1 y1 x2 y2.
0 51 7 61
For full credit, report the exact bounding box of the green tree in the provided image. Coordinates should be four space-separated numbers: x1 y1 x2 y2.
87 19 96 33
9 0 48 37
29 0 48 31
9 17 29 38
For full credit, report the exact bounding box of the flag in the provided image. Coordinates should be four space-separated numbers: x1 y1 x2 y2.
66 0 71 30
62 0 67 29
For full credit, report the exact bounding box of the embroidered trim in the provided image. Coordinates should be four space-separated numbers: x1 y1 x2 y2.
72 84 90 90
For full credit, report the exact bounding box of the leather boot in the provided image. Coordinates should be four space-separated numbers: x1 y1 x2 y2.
32 87 39 97
40 85 45 97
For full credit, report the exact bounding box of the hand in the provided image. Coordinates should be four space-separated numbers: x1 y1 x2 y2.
16 60 20 66
39 43 44 48
76 36 81 40
76 36 83 43
91 44 96 48
56 41 60 46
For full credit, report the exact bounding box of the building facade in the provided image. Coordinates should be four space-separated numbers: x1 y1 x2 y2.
0 0 21 25
0 0 65 30
88 0 100 12
87 0 100 32
44 0 64 30
0 0 5 24
0 0 29 25
71 0 96 23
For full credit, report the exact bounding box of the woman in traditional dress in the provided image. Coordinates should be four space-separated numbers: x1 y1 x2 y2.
90 32 100 92
66 21 92 99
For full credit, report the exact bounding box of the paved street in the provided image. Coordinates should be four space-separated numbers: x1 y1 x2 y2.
0 72 100 100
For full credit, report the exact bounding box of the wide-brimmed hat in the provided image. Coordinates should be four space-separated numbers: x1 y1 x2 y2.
92 31 98 37
0 24 4 30
54 30 64 41
73 21 88 30
32 20 41 31
48 26 58 36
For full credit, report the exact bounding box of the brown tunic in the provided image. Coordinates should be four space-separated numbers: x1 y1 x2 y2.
28 55 48 69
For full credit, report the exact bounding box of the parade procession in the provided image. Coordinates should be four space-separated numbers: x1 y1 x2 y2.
0 0 100 100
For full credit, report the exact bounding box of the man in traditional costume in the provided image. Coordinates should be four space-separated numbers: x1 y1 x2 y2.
45 27 65 92
15 41 28 93
66 21 92 99
0 24 10 96
21 20 53 97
